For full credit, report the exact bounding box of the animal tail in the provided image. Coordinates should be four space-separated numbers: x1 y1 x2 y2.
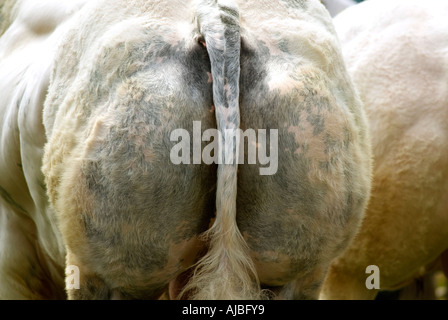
181 0 261 300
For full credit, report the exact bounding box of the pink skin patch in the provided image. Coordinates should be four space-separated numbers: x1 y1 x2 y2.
168 268 194 300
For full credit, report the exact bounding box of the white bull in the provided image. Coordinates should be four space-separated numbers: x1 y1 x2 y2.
320 0 448 299
0 0 371 299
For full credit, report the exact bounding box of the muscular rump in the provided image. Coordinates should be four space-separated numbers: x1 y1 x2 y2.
236 35 371 294
43 21 217 298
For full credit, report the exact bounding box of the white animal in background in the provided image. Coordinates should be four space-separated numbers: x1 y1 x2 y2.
321 0 448 299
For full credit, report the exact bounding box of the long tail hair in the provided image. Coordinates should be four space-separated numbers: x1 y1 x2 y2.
181 0 262 300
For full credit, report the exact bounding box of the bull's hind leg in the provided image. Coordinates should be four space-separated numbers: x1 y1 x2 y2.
59 102 215 299
265 266 329 300
45 42 216 299
236 35 371 299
